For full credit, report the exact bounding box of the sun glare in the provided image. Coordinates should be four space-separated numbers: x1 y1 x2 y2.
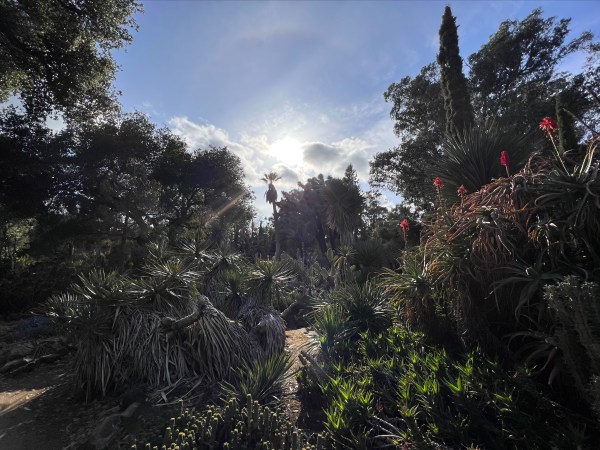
269 136 304 167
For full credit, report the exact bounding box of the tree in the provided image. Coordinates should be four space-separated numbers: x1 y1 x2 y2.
156 146 251 245
373 8 597 209
0 107 62 217
437 6 473 135
322 178 364 246
371 63 444 206
261 172 282 259
468 9 592 131
342 164 360 187
0 0 141 120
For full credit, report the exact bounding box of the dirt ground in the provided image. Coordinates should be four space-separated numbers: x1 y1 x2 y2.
282 327 315 424
0 353 135 450
0 324 317 450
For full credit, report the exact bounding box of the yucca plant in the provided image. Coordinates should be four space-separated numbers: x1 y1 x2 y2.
212 268 248 318
200 245 246 298
350 239 394 284
237 303 286 357
329 245 356 288
247 258 297 310
45 255 262 398
432 122 537 203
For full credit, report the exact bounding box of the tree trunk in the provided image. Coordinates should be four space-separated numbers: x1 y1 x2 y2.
120 214 129 267
273 202 281 259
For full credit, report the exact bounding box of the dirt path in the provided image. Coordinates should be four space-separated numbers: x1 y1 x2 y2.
0 324 316 449
282 327 314 424
0 358 79 450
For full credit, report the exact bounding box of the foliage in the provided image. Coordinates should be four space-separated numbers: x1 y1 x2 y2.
468 9 593 128
134 395 328 450
247 258 297 310
438 6 474 135
44 253 270 398
238 303 286 357
220 351 294 405
373 63 445 207
432 123 536 202
513 277 600 403
374 8 598 208
308 326 593 449
311 281 393 361
0 0 141 120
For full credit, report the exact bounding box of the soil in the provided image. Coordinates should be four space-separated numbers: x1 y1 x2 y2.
282 327 315 424
0 322 318 450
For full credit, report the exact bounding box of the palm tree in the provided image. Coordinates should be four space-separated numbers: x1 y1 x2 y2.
261 172 282 258
322 178 364 246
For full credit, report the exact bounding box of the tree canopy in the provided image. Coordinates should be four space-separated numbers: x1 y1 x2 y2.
0 0 141 120
372 8 597 207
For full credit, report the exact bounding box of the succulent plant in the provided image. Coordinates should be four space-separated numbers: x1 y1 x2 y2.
132 394 328 450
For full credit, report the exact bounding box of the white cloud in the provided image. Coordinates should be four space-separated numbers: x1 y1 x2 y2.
166 114 401 218
302 137 372 181
168 116 262 183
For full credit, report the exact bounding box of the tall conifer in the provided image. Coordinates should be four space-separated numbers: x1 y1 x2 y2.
555 91 579 154
437 6 474 135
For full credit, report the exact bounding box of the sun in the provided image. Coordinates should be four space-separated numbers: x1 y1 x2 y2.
269 136 304 167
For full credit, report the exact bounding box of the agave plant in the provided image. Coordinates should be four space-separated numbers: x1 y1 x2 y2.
330 281 392 336
310 303 350 358
219 351 294 405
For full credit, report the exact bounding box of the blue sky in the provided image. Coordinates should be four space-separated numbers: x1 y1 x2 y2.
112 0 600 219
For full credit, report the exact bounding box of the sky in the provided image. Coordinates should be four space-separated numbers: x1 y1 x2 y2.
111 0 600 219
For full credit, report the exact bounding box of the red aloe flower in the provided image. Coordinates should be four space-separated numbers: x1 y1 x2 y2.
539 117 558 133
400 219 410 247
457 184 468 196
433 177 444 189
500 150 510 176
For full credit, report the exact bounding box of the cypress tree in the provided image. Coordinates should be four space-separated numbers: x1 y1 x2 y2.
437 6 474 135
555 91 579 154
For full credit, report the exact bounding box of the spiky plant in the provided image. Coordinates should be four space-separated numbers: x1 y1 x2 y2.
134 394 328 449
432 123 536 202
237 303 286 357
247 258 296 310
310 303 349 359
330 245 356 288
213 268 248 318
220 351 294 405
350 239 393 284
322 178 365 246
45 256 260 398
330 281 392 336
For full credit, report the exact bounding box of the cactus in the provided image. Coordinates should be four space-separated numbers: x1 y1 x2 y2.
137 394 328 449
